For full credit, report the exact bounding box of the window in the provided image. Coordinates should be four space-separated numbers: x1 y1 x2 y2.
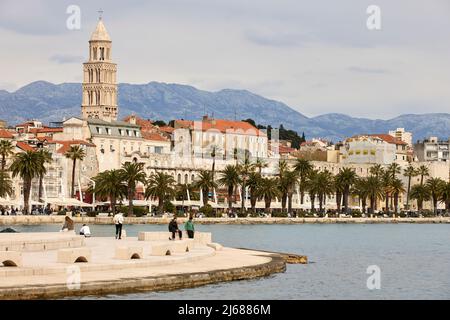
96 127 102 134
106 128 112 135
155 146 163 154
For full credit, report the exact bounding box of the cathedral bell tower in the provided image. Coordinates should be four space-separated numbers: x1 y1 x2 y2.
81 17 118 122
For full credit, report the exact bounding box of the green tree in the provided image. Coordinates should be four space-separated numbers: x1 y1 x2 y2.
284 170 299 214
410 184 430 212
335 167 357 214
314 170 334 213
120 162 147 217
256 177 280 214
365 176 384 214
417 165 430 186
425 178 445 215
237 157 255 212
91 169 127 214
36 149 52 202
389 178 406 214
218 165 241 213
64 145 86 198
0 140 14 171
145 172 176 214
387 162 401 180
10 151 44 214
381 170 392 213
439 181 450 213
0 170 13 198
352 178 369 214
194 170 218 207
294 158 313 204
247 172 262 214
403 163 417 210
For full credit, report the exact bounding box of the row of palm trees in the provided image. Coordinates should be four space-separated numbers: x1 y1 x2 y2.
0 141 87 214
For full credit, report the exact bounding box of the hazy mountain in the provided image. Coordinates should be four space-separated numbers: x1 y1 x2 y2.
0 81 449 142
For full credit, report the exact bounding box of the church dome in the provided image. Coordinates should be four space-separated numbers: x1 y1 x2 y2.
90 19 111 41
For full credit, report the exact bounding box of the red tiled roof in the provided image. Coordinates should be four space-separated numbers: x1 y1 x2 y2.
0 129 14 139
142 132 169 142
175 117 266 136
29 127 63 134
369 134 407 145
49 140 95 154
159 126 174 134
122 115 155 129
278 145 297 154
16 141 35 152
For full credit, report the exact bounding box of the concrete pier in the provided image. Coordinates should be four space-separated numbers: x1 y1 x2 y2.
0 232 286 299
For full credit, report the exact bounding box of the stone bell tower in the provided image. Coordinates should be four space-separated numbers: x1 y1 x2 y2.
81 16 118 122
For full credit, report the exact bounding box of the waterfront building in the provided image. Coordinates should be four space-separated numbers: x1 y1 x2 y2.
389 128 413 147
414 137 450 162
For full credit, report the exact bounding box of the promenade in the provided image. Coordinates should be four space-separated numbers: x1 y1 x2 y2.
1 215 450 226
0 232 286 299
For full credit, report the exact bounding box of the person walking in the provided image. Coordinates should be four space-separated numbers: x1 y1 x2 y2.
113 212 124 240
168 216 182 240
184 216 195 239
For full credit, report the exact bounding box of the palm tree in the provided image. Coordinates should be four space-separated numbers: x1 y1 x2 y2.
336 167 357 213
194 170 217 207
389 178 406 214
119 162 147 216
36 149 52 202
365 176 384 214
403 163 417 210
294 158 313 204
352 178 369 214
381 170 392 213
425 178 445 215
176 183 196 213
255 158 268 175
257 177 280 213
334 175 344 213
439 181 450 213
0 170 13 198
64 145 86 198
0 140 14 171
278 160 289 212
92 169 127 214
10 151 44 214
410 184 430 212
369 164 384 179
315 170 334 214
218 165 241 214
248 172 262 213
387 162 401 180
417 165 430 186
237 157 255 212
145 172 176 214
306 170 319 211
284 170 299 214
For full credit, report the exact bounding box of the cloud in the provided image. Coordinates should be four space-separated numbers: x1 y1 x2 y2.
50 54 84 64
347 66 389 74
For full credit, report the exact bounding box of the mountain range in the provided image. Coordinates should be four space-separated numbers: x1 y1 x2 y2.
0 80 449 142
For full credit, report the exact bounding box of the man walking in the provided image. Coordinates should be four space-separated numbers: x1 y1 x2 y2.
168 216 182 240
184 216 195 239
113 212 124 240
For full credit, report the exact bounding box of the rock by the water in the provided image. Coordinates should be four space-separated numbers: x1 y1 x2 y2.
0 228 18 233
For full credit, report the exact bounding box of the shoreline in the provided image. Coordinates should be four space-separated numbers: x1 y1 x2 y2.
1 216 450 226
1 254 285 300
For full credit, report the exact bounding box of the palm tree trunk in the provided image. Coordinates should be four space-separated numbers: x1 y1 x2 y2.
228 186 233 213
1 154 5 171
319 194 323 213
343 189 349 213
250 193 257 214
394 193 399 214
264 197 271 214
240 182 246 212
310 194 315 211
385 193 389 213
433 197 438 215
128 187 134 217
287 193 293 214
281 193 287 212
418 199 423 211
362 198 367 214
38 176 44 202
111 194 116 214
71 159 77 198
158 197 164 214
336 192 342 213
406 177 411 210
23 178 31 215
203 189 209 207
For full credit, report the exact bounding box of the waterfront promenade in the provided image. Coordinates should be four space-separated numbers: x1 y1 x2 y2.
0 232 286 299
1 215 449 226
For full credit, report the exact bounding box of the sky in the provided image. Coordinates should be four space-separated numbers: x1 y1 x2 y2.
0 0 449 119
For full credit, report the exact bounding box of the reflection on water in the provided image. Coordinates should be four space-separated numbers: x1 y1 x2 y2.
13 223 450 300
